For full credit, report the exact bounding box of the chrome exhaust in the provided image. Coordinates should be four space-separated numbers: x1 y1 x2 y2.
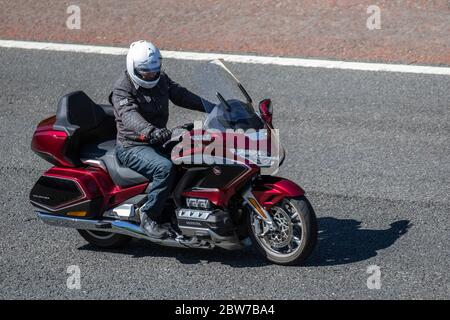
36 212 246 250
36 212 186 248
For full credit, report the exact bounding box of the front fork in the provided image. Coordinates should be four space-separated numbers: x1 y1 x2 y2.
242 176 305 236
242 187 276 235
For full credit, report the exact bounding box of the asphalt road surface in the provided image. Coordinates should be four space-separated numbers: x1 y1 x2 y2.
0 48 449 299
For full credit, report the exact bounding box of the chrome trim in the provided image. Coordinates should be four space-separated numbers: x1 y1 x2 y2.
36 212 186 248
188 187 220 192
242 186 274 225
31 175 87 210
177 209 213 220
186 197 211 209
82 159 107 172
103 195 147 222
174 155 249 167
36 212 243 250
112 203 135 220
30 198 92 213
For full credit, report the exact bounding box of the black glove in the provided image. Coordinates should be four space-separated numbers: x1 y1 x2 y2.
170 123 194 139
148 128 172 145
172 123 194 132
182 123 194 131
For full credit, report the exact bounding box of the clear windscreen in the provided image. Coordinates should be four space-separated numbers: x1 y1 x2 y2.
191 60 264 131
185 60 284 173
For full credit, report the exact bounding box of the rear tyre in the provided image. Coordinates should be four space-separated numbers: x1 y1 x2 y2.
247 196 317 266
77 230 132 248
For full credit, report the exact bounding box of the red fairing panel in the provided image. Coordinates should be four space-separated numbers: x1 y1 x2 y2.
252 176 305 209
43 166 148 212
182 165 259 207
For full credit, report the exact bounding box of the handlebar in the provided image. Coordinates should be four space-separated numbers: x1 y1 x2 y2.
125 123 194 149
162 132 184 149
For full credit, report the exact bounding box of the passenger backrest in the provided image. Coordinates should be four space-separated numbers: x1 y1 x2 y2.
54 91 116 166
55 91 103 132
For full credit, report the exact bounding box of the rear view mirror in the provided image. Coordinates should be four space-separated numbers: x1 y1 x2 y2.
259 99 273 125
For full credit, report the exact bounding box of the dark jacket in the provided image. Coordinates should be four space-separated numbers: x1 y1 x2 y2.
111 70 205 148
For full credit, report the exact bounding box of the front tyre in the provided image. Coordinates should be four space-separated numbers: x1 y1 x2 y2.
247 196 317 266
77 230 132 248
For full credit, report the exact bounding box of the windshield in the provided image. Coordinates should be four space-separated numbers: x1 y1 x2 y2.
182 60 284 174
192 60 265 131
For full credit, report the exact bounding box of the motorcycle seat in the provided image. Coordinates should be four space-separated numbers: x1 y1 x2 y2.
80 139 149 187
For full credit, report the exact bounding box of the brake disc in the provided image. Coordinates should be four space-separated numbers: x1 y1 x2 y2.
265 207 293 249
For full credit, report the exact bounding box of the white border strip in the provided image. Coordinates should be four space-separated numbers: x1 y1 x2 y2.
1 39 449 76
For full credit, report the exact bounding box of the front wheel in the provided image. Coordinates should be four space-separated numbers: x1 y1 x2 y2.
247 196 317 266
77 230 132 248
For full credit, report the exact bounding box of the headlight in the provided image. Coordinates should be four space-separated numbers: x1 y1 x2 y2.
229 148 275 167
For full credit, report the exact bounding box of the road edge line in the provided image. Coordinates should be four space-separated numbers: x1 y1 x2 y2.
1 39 450 76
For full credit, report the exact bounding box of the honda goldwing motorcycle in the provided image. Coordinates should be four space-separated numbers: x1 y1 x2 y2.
29 60 317 265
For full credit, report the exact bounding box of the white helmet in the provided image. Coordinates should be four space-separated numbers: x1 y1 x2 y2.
126 40 162 89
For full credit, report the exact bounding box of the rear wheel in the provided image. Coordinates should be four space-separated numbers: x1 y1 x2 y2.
77 230 132 248
247 196 317 266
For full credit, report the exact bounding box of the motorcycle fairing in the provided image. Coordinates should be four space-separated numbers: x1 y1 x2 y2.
251 176 305 209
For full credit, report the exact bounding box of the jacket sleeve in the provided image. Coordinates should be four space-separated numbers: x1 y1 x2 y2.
166 74 206 112
112 87 155 138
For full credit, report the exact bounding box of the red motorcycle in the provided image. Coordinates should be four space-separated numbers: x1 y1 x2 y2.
29 60 317 265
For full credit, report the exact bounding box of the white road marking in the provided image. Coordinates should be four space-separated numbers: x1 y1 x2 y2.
1 39 449 76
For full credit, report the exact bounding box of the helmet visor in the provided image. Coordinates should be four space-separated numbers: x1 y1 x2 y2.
136 69 160 81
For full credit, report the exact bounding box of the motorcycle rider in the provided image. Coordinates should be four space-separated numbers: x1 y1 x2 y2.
111 40 206 239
